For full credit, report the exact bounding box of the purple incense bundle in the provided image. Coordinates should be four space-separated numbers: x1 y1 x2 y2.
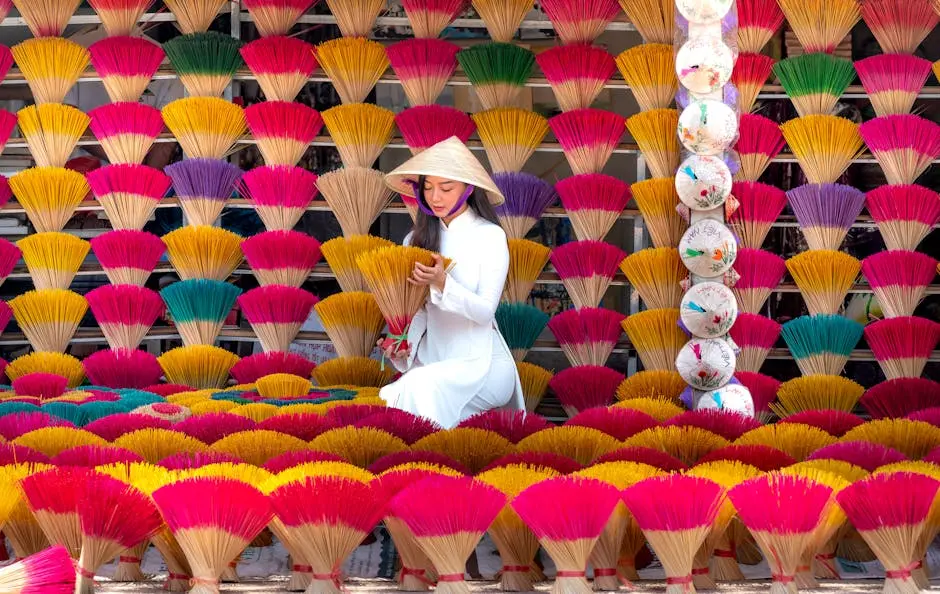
165 158 243 227
786 183 866 251
492 172 558 239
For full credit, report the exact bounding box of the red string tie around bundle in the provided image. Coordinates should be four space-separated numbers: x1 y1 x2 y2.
557 571 587 578
692 567 710 575
165 573 191 589
312 570 346 590
437 573 466 583
886 561 922 581
119 556 141 563
714 548 736 558
78 567 97 579
594 567 635 588
771 574 795 584
502 566 530 573
190 577 219 587
666 575 693 592
400 567 436 586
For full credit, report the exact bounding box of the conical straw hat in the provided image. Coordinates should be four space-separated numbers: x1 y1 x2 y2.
384 136 505 205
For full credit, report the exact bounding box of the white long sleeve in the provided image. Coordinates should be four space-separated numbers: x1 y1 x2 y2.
429 227 508 326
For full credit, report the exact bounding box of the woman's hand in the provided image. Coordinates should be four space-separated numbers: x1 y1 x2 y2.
410 254 446 291
377 338 410 362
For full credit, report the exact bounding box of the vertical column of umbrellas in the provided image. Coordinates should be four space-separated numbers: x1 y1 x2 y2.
158 5 246 392
6 1 93 393
0 38 19 381
855 0 940 420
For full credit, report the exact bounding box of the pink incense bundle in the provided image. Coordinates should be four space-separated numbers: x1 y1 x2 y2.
512 476 622 594
237 285 318 353
259 412 337 441
0 545 76 593
731 54 775 115
87 164 171 231
861 250 938 318
728 181 787 249
385 39 460 106
859 114 940 185
555 173 631 242
866 184 940 252
400 0 467 37
865 316 940 379
837 472 940 594
697 444 796 472
86 0 154 36
390 475 506 594
458 408 550 444
807 440 907 472
89 36 165 103
535 44 615 112
855 54 933 117
736 0 784 53
858 0 939 55
230 350 316 383
665 409 762 441
0 411 72 441
860 378 940 420
0 238 19 290
549 240 626 309
623 474 725 594
734 113 786 181
82 348 163 389
245 101 323 167
549 365 625 416
240 229 322 288
240 36 318 102
236 165 319 231
242 0 316 36
83 414 171 441
539 0 619 44
53 444 143 467
141 383 193 397
728 313 782 372
174 413 256 444
264 450 345 473
547 306 624 367
20 466 91 558
549 108 624 175
777 409 864 438
89 229 166 287
88 102 164 165
0 110 16 156
85 284 164 351
159 451 244 470
355 409 442 444
395 105 475 155
731 248 786 313
565 407 658 441
12 373 67 399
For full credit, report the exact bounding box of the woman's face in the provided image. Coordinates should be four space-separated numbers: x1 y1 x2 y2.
422 176 468 218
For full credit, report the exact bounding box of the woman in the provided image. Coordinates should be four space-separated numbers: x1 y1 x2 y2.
379 137 524 429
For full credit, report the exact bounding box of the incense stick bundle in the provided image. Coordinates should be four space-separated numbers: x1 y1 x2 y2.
400 0 466 37
734 113 786 181
162 97 247 160
12 0 82 37
491 172 557 239
780 115 865 184
11 38 89 105
777 0 861 54
242 0 316 36
158 345 240 389
625 109 680 179
10 167 89 233
241 229 322 288
245 101 323 167
89 36 165 103
866 184 940 252
548 307 624 367
0 545 75 593
166 159 242 227
732 53 775 114
314 291 385 359
473 107 550 173
504 239 550 303
619 247 685 310
732 249 786 315
537 44 615 112
495 302 549 361
240 35 318 103
238 285 318 352
87 164 172 230
317 37 389 104
621 308 686 370
861 250 938 318
773 53 856 117
458 43 534 110
855 54 933 117
88 102 164 165
385 39 460 107
772 375 865 417
549 108 624 175
615 44 678 112
470 0 531 42
9 289 87 353
617 0 672 43
630 177 687 248
164 32 244 98
89 229 165 287
781 314 864 376
396 105 476 158
555 173 631 242
860 0 938 55
324 0 386 37
786 250 860 316
539 0 618 44
728 181 786 249
162 225 243 282
321 234 394 292
859 114 940 185
866 317 940 380
161 279 242 346
236 164 318 232
17 232 89 291
786 183 866 251
86 0 155 36
318 167 393 237
16 103 89 169
322 103 396 168
737 0 784 53
549 240 625 309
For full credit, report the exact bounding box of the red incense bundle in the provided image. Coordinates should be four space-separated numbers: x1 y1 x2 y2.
728 313 782 373
778 409 864 438
807 440 907 472
88 102 164 165
565 407 657 441
539 0 619 44
555 173 631 242
457 409 548 444
89 230 166 287
865 316 940 379
697 444 796 472
728 181 786 248
732 54 775 115
736 0 784 53
861 378 940 420
549 365 625 416
370 450 470 475
87 164 171 231
734 113 785 181
11 373 67 399
861 250 938 318
395 105 475 155
245 101 323 167
859 0 938 55
230 351 316 385
0 412 72 441
174 413 256 444
83 414 170 442
550 240 626 310
865 184 940 252
855 54 933 117
89 36 164 103
238 285 318 352
385 39 459 107
241 230 321 288
549 108 624 175
665 409 762 441
240 36 318 102
536 44 615 112
82 348 163 389
237 165 319 232
547 306 624 367
731 248 786 314
85 284 164 351
400 0 466 37
595 446 686 471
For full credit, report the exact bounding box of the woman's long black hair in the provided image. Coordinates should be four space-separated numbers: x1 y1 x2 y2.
409 174 501 252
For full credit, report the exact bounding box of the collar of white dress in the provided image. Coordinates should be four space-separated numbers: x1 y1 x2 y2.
440 207 477 231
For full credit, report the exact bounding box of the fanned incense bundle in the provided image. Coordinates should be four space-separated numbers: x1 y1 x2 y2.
162 225 243 282
516 426 619 466
321 234 394 292
238 285 317 352
773 54 856 118
0 238 19 290
311 426 406 466
866 184 940 251
254 373 313 400
0 545 75 593
410 427 513 474
861 250 937 318
16 103 89 169
230 351 315 384
385 39 460 107
315 291 385 359
773 375 864 417
9 167 89 233
549 108 624 175
158 345 240 389
322 103 396 168
780 115 865 184
88 102 164 165
163 0 227 33
842 418 940 459
89 229 165 287
11 38 89 105
241 230 321 288
242 0 316 36
539 0 618 44
734 113 786 182
86 0 154 36
504 238 551 303
164 32 244 98
808 441 907 472
460 409 548 443
82 348 163 389
473 108 549 173
615 369 686 402
89 36 165 103
621 308 686 371
396 106 475 158
855 54 933 117
537 44 615 112
732 53 775 114
729 181 786 249
550 365 624 415
860 114 940 185
550 240 625 309
625 109 680 179
555 173 631 242
731 249 786 314
786 183 867 251
400 0 465 37
865 317 940 379
0 110 15 157
729 312 781 373
20 467 90 558
470 0 531 42
786 250 860 315
87 164 171 230
517 362 551 412
9 289 87 353
11 0 82 37
737 0 785 53
237 164 317 231
240 36 318 103
860 0 938 55
625 426 730 466
777 0 860 54
779 410 864 438
615 44 678 112
318 167 393 237
324 0 385 37
161 279 241 346
17 232 89 291
6 352 84 387
492 172 556 239
317 37 388 104
630 177 687 248
166 159 242 227
245 101 322 167
162 97 247 160
863 378 940 419
616 0 672 43
457 43 534 110
619 248 684 310
781 314 863 376
737 424 837 462
495 302 550 361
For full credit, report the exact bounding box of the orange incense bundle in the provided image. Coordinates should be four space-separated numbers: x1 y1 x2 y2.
630 178 687 248
626 109 680 179
621 308 687 371
616 43 677 112
16 103 89 169
11 38 89 105
322 103 396 169
317 37 389 105
9 167 90 234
